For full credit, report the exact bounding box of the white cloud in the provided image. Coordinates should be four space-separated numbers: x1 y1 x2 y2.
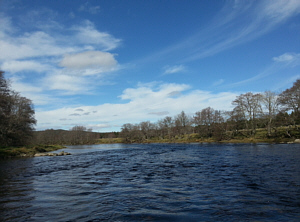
163 65 185 74
0 31 76 61
35 82 238 131
10 78 42 93
0 15 121 61
273 52 300 65
73 21 121 51
2 60 50 73
60 51 118 70
262 0 300 22
9 77 58 106
119 83 190 100
43 72 91 95
0 14 122 99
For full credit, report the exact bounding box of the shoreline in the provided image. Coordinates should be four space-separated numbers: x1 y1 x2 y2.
1 138 299 159
0 145 65 159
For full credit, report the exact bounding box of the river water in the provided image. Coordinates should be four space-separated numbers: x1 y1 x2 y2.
0 143 299 221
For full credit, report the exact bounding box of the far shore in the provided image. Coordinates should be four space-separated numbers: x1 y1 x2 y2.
1 137 299 159
96 137 300 145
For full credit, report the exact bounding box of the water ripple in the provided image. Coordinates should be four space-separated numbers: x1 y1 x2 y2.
0 143 300 221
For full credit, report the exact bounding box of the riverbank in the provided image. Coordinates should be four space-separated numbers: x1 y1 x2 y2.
97 136 300 144
2 127 299 158
0 145 65 159
116 126 300 144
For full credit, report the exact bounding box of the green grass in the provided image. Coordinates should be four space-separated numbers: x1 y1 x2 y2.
96 138 123 144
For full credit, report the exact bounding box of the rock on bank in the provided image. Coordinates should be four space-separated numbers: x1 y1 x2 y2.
34 151 71 157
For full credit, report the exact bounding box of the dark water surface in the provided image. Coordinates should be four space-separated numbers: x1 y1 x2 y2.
0 143 300 221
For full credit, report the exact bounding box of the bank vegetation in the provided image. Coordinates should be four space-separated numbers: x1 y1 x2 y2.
119 80 300 144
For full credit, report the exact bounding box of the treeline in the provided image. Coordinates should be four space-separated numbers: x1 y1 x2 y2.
120 79 300 143
33 126 119 145
0 71 36 146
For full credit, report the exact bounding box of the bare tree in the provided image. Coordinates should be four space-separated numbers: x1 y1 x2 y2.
194 107 215 137
261 91 279 136
232 92 262 135
140 121 156 140
120 123 143 143
278 79 300 124
70 125 94 144
174 111 192 136
157 116 174 139
194 107 225 139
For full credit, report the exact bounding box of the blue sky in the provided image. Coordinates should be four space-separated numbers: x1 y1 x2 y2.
1 0 300 132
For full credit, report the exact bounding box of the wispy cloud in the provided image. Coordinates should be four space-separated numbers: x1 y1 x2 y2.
163 65 185 75
224 52 300 90
72 20 121 51
213 79 224 86
184 0 300 62
138 0 300 65
273 52 300 66
79 2 101 15
2 60 51 73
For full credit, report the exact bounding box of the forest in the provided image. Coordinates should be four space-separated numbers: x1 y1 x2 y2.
1 69 300 149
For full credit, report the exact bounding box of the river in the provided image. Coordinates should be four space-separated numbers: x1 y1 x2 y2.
0 143 299 221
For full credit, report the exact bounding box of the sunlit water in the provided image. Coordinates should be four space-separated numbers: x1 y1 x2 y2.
0 143 300 221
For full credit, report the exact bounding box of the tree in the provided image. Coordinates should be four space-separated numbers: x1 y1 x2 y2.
7 93 36 145
261 91 279 136
69 125 97 144
157 116 174 139
140 121 156 140
278 79 300 124
194 107 225 139
120 123 143 143
0 71 10 144
0 71 36 146
174 111 192 136
194 107 215 137
232 92 262 135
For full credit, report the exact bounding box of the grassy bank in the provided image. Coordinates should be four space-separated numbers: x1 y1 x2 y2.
116 126 300 144
0 145 65 159
97 138 123 144
118 137 298 144
1 126 298 158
